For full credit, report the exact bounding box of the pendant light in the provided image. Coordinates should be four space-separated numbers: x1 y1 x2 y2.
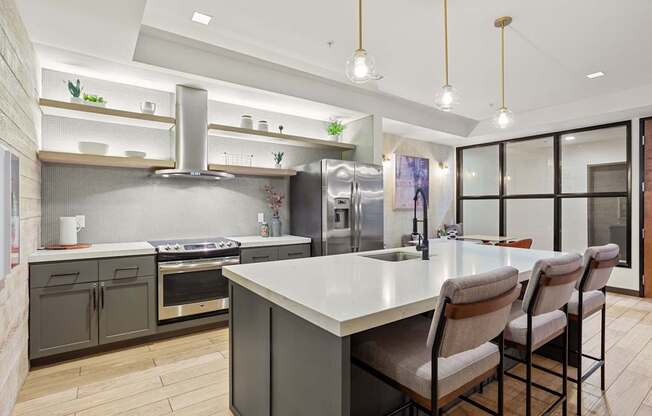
345 0 383 83
492 16 514 129
434 0 459 112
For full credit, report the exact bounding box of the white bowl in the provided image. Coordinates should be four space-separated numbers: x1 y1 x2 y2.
125 151 147 159
78 141 108 155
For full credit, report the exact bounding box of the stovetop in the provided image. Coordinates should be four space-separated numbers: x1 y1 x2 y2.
149 237 240 261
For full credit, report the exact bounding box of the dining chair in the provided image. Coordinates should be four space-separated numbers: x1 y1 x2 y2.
504 253 583 416
496 239 533 249
568 244 619 415
352 266 520 416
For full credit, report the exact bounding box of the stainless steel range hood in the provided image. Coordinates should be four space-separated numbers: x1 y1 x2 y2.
155 85 234 180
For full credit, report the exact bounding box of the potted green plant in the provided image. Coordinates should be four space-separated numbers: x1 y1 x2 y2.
82 93 107 108
67 79 83 104
326 120 345 141
272 151 284 168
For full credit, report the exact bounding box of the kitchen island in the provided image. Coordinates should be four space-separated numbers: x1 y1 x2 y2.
223 240 566 416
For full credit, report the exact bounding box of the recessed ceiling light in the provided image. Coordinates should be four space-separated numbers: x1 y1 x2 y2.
565 136 576 141
192 11 212 25
586 71 605 79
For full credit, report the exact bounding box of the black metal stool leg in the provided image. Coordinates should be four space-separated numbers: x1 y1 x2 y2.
576 310 583 416
526 314 533 416
563 307 568 416
498 333 505 415
600 292 606 391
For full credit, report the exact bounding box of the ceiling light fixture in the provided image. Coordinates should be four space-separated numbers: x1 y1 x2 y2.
586 71 605 79
345 0 383 83
434 0 459 112
565 136 576 141
492 16 514 129
191 11 212 25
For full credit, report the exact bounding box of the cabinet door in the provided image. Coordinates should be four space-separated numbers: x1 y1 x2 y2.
99 276 156 344
241 247 279 264
30 282 98 359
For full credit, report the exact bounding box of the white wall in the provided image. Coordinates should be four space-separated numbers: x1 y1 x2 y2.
383 134 455 248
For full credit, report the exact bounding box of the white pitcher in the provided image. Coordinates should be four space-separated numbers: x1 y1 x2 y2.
59 216 83 245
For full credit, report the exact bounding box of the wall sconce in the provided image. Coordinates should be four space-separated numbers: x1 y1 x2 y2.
382 154 392 168
438 161 449 175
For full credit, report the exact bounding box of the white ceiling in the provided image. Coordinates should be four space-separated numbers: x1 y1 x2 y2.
15 0 652 145
141 0 652 120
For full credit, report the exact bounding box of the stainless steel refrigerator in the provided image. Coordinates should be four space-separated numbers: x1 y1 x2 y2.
290 159 383 256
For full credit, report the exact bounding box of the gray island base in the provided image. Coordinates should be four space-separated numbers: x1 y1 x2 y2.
224 242 567 416
229 282 410 416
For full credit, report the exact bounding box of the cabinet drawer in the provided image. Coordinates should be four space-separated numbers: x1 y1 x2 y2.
30 260 98 288
241 247 278 264
278 244 310 260
99 256 155 281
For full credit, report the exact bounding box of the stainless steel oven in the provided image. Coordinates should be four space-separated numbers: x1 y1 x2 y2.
150 237 240 322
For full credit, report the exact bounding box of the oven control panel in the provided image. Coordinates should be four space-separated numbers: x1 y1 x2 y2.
158 241 235 252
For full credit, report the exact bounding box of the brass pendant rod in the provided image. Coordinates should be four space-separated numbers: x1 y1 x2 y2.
443 0 449 85
500 24 505 109
358 0 363 50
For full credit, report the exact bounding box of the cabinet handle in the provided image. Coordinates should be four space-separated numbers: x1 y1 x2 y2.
114 266 139 276
252 256 269 260
92 285 97 310
287 252 304 257
51 272 80 278
100 283 105 309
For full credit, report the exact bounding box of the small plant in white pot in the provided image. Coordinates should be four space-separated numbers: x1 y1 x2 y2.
67 79 83 104
326 120 345 141
272 151 284 168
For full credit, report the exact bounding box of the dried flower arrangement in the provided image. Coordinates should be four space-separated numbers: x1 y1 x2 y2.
264 184 285 218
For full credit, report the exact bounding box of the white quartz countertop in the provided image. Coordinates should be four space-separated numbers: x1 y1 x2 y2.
223 240 567 337
227 235 311 248
29 242 155 263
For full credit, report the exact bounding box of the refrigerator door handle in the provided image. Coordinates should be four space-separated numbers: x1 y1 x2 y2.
350 182 356 251
355 182 361 252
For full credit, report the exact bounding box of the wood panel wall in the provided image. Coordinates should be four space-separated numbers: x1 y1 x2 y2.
0 0 41 414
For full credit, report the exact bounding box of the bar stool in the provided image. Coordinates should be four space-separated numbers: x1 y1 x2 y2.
504 253 583 416
352 266 521 416
569 244 619 415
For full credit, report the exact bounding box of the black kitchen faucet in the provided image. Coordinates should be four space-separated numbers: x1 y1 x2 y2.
412 187 429 260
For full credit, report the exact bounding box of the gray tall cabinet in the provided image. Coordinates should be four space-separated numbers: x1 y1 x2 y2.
29 255 156 359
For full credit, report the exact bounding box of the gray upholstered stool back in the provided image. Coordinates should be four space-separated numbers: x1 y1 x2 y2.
578 244 620 292
426 266 520 358
521 253 583 316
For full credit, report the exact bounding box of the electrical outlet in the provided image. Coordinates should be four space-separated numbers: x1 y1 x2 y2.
75 215 85 229
257 212 264 223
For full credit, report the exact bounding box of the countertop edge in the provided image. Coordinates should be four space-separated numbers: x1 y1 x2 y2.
29 245 155 263
224 267 344 337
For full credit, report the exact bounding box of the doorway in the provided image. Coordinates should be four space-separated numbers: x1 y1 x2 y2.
643 118 652 296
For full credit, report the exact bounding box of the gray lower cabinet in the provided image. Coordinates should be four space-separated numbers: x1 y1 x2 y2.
29 282 99 359
99 276 156 344
29 255 157 359
241 244 310 264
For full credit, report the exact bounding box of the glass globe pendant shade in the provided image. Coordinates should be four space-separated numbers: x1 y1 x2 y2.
493 107 514 129
435 84 458 112
345 49 383 83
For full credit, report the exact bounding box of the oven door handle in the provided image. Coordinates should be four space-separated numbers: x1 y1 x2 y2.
159 258 240 274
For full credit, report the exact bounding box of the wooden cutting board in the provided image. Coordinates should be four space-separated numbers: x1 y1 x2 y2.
44 243 92 250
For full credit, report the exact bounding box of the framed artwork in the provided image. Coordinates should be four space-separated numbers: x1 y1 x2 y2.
10 152 19 269
394 154 429 210
0 147 19 282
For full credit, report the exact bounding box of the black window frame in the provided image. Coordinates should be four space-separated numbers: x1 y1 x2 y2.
456 120 632 268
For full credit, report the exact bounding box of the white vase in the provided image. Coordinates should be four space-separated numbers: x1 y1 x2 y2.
328 134 342 142
70 97 83 104
274 163 282 169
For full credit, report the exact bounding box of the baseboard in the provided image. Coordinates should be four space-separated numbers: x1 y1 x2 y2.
606 286 640 297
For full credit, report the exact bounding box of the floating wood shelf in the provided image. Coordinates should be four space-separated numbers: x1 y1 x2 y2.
39 98 175 129
208 123 356 151
38 151 174 169
208 164 296 177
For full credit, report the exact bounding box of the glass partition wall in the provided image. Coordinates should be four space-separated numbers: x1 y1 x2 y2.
456 122 631 266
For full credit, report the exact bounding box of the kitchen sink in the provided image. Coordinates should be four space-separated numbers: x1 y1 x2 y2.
360 252 422 262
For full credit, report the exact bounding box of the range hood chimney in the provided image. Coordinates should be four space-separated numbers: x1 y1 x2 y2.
154 85 234 180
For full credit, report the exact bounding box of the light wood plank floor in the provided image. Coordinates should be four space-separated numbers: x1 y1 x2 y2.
12 293 652 416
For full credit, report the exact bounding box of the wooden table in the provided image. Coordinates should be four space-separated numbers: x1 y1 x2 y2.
457 234 515 244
